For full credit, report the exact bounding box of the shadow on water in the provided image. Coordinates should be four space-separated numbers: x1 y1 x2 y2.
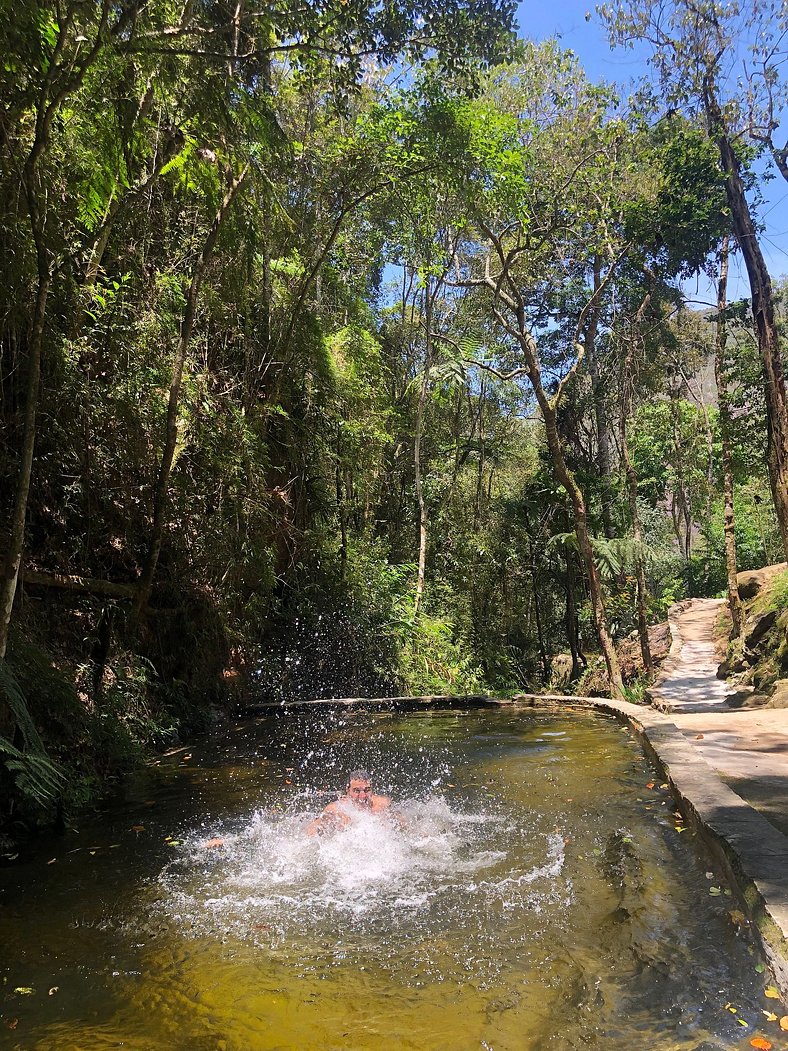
1 707 787 1050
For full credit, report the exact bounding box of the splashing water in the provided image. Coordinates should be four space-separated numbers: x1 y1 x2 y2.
155 795 567 986
2 708 786 1051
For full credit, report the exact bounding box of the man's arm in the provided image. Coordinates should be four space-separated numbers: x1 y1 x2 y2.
306 801 348 837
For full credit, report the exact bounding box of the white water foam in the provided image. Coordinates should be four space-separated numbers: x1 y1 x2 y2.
153 796 567 947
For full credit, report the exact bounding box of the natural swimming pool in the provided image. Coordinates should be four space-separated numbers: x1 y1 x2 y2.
1 706 785 1049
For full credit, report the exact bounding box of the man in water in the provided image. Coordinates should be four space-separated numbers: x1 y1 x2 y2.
306 769 391 836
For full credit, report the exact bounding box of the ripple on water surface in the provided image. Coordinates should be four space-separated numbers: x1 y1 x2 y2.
1 707 786 1051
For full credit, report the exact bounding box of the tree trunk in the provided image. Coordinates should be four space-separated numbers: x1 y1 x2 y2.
413 277 433 615
705 84 788 559
133 167 249 618
0 266 51 659
564 553 584 681
541 400 625 698
619 315 652 673
586 255 615 538
335 462 347 579
0 5 110 658
528 533 549 682
714 235 743 637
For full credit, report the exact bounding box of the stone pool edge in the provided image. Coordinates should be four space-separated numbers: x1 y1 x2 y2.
535 693 788 999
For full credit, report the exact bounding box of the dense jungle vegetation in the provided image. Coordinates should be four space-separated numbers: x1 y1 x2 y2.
2 0 788 830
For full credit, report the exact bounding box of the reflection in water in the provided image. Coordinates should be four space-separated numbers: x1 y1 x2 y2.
1 708 786 1051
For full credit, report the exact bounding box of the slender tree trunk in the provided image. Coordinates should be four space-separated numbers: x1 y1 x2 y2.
541 402 625 698
528 533 549 682
0 261 51 659
586 255 615 538
714 235 743 637
481 242 625 697
669 387 692 568
474 378 486 528
413 277 433 615
0 5 110 658
335 462 347 579
564 554 584 681
133 168 248 618
619 311 652 672
705 84 788 559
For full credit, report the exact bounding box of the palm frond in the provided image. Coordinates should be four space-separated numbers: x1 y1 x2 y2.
0 662 64 806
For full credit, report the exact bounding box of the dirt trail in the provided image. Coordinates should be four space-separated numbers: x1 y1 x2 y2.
651 597 788 836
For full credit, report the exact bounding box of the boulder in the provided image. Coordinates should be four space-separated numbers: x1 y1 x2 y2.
767 678 788 709
737 562 788 600
743 608 778 652
549 653 574 688
727 687 770 709
616 622 671 681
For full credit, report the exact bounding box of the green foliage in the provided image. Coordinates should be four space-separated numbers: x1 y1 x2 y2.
0 0 785 826
0 663 64 808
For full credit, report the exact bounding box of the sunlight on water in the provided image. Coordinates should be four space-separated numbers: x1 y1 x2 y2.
155 798 566 986
2 708 786 1051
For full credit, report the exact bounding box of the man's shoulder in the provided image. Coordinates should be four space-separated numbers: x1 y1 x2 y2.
371 794 391 811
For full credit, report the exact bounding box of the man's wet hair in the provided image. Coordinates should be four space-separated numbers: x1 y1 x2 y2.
347 769 371 784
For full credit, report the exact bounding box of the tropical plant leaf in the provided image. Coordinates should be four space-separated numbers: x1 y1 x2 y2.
0 662 64 806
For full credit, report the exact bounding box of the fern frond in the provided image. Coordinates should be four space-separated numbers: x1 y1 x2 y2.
0 663 64 806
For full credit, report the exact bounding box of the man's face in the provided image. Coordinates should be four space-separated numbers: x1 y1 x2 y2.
347 778 373 807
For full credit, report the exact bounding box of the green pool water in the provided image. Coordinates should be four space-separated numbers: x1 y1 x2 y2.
1 706 786 1050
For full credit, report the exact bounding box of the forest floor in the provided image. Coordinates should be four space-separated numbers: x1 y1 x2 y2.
650 596 788 837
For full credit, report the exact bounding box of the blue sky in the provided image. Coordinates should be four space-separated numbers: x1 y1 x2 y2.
515 0 788 305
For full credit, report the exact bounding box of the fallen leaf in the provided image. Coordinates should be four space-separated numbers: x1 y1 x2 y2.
646 782 655 789
738 1017 750 1027
284 779 292 785
5 1018 18 1030
706 872 714 879
755 963 766 973
696 733 704 739
710 886 722 896
762 1011 778 1022
660 783 669 789
750 1037 771 1049
780 1016 788 1030
46 858 56 865
131 825 145 833
14 988 33 995
48 987 58 996
729 910 749 927
765 987 780 999
675 826 687 833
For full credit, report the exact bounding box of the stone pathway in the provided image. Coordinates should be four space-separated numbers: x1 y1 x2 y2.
651 597 788 837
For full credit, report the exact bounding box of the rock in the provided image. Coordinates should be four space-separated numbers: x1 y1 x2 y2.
616 622 671 681
549 653 574 688
767 678 788 709
737 562 788 600
743 608 778 652
727 687 770 709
